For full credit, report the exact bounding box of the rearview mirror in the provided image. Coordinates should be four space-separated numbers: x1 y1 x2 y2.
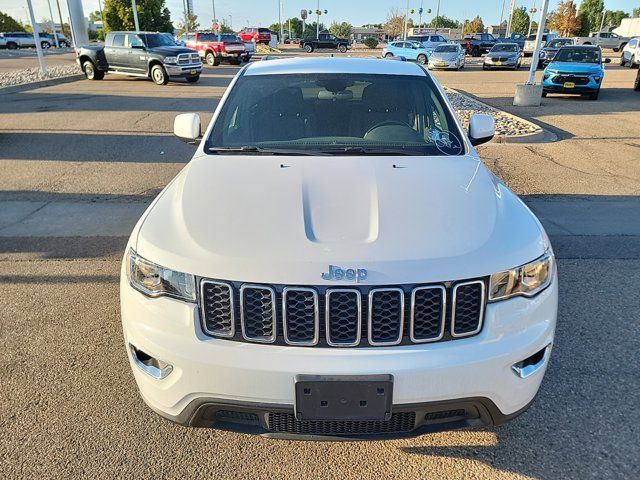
174 113 202 145
603 58 611 63
468 114 495 146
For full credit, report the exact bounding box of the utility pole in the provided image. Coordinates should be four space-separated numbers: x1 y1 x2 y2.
434 0 440 33
212 0 217 22
131 0 140 32
403 0 410 40
46 0 60 47
182 0 189 34
55 0 66 37
279 0 283 44
499 0 506 31
26 0 47 77
527 5 537 38
597 10 606 44
97 0 105 29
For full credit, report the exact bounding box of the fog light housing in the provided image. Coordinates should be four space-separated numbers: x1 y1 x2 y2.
129 344 173 379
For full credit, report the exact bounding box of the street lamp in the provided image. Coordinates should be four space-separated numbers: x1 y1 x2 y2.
527 7 537 37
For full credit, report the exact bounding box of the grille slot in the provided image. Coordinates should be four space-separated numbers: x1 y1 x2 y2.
240 285 276 343
451 281 485 337
200 281 234 337
267 412 416 436
283 287 319 346
177 52 200 65
368 288 404 345
553 74 590 85
410 286 446 342
325 289 361 347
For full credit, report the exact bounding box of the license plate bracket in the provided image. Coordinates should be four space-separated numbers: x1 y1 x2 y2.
294 374 393 421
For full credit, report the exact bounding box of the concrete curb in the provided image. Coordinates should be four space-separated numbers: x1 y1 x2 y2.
447 87 550 144
0 74 84 95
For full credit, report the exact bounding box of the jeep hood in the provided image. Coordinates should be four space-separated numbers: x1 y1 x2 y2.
136 154 548 285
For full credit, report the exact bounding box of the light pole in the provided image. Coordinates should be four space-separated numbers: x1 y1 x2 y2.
316 0 320 39
55 0 67 37
229 14 233 30
212 0 217 22
597 10 606 44
97 0 105 30
279 0 283 44
506 0 516 37
526 0 549 85
131 0 140 32
26 0 47 76
46 0 60 47
403 0 410 40
434 0 440 33
527 6 537 38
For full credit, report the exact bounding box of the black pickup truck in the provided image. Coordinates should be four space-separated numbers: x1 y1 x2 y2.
76 31 202 85
300 33 350 53
459 33 498 56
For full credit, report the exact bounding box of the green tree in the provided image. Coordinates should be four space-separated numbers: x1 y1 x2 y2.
89 10 102 23
576 0 604 36
428 15 460 29
510 8 530 35
0 11 26 31
633 8 640 17
177 13 198 35
103 0 173 33
462 16 485 35
302 22 326 38
604 10 629 28
329 21 352 38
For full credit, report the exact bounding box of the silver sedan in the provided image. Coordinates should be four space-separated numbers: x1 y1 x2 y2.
427 43 465 70
483 43 522 70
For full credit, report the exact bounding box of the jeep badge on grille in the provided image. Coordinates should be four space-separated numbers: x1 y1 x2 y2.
321 265 367 282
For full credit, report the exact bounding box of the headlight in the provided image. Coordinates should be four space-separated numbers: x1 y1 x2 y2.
489 250 554 302
127 249 196 302
164 56 178 64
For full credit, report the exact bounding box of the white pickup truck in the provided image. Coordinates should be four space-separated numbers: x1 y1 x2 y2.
574 31 630 51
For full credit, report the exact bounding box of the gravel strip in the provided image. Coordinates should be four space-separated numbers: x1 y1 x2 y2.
0 64 82 88
446 89 542 136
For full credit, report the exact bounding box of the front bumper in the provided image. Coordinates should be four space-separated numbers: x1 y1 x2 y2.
484 59 518 68
121 269 557 438
428 60 460 69
542 77 600 94
164 63 202 77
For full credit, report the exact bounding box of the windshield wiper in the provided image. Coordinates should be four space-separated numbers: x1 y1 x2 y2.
207 146 327 156
320 146 427 156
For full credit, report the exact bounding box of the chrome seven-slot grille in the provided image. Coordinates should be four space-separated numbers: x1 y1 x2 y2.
200 279 486 347
177 52 200 65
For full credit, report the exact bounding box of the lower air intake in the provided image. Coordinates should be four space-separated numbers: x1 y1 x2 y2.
267 412 416 436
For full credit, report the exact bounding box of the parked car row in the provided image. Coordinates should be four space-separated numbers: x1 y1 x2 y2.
0 31 70 49
176 32 253 65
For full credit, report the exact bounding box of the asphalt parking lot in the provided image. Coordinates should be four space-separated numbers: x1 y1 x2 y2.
1 57 639 479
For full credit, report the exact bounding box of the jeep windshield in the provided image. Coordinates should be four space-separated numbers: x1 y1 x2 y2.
206 73 465 156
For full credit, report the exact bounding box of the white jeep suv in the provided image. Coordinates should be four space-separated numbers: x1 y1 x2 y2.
121 57 557 439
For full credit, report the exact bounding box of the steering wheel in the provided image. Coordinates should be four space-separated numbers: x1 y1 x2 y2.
364 120 412 137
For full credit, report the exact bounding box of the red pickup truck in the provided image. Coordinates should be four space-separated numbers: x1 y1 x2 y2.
238 27 272 44
178 32 246 66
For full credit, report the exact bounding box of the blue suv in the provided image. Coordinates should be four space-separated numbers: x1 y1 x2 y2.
542 45 610 100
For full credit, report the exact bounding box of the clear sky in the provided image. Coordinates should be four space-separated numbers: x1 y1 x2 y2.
2 0 638 31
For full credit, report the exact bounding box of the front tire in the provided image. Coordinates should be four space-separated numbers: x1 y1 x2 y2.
588 89 600 100
41 41 51 49
304 44 314 53
205 52 217 66
633 71 640 91
150 64 169 85
416 54 427 65
82 60 103 80
185 75 199 83
338 44 347 53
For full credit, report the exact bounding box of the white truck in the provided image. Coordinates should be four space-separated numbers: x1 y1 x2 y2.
121 57 558 439
574 31 630 51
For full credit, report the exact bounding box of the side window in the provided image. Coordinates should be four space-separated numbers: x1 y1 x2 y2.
112 34 125 47
126 34 143 48
630 39 637 47
187 34 196 42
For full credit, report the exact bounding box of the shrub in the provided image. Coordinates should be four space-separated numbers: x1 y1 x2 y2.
363 37 378 49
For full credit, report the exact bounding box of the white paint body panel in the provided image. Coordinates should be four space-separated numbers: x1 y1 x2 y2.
121 57 557 424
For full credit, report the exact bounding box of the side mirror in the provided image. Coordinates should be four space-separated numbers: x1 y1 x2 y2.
131 44 145 49
174 113 202 145
468 113 495 146
603 57 611 63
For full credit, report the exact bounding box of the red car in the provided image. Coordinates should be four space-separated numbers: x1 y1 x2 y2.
238 27 271 44
178 32 246 66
